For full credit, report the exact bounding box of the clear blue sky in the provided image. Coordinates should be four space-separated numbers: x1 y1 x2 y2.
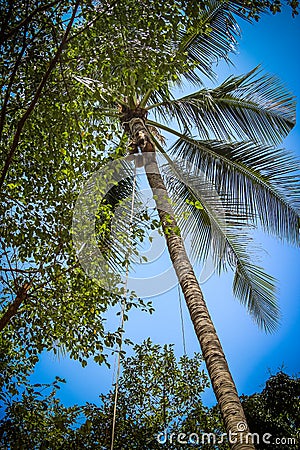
32 7 300 408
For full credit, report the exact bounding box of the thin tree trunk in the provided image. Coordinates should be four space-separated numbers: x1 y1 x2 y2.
127 116 255 450
0 283 30 332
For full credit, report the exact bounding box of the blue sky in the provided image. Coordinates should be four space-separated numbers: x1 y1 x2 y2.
31 8 300 408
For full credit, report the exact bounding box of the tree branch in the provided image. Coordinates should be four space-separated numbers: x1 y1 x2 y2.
0 261 79 332
0 267 40 273
0 1 13 47
0 0 80 191
0 283 31 332
0 25 28 140
0 0 62 45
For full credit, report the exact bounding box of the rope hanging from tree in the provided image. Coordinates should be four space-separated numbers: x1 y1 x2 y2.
178 284 187 355
110 159 137 450
110 157 187 448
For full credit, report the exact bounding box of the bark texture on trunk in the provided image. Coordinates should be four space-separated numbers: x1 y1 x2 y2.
0 283 30 332
145 157 254 449
124 114 255 449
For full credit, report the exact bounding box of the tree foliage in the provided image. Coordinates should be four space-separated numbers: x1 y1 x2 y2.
1 341 298 449
0 0 152 394
0 340 227 449
242 371 300 449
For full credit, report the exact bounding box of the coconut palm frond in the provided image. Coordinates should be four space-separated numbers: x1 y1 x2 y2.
177 1 240 80
150 67 296 145
146 84 179 112
149 133 220 264
157 155 279 332
73 75 124 109
89 159 144 271
177 0 271 80
161 162 226 266
233 261 278 333
171 137 300 245
147 121 300 245
97 176 133 263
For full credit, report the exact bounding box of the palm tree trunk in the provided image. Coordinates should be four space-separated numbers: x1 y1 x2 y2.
127 116 255 449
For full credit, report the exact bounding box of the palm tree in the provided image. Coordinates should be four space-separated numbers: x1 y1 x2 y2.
74 2 300 448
